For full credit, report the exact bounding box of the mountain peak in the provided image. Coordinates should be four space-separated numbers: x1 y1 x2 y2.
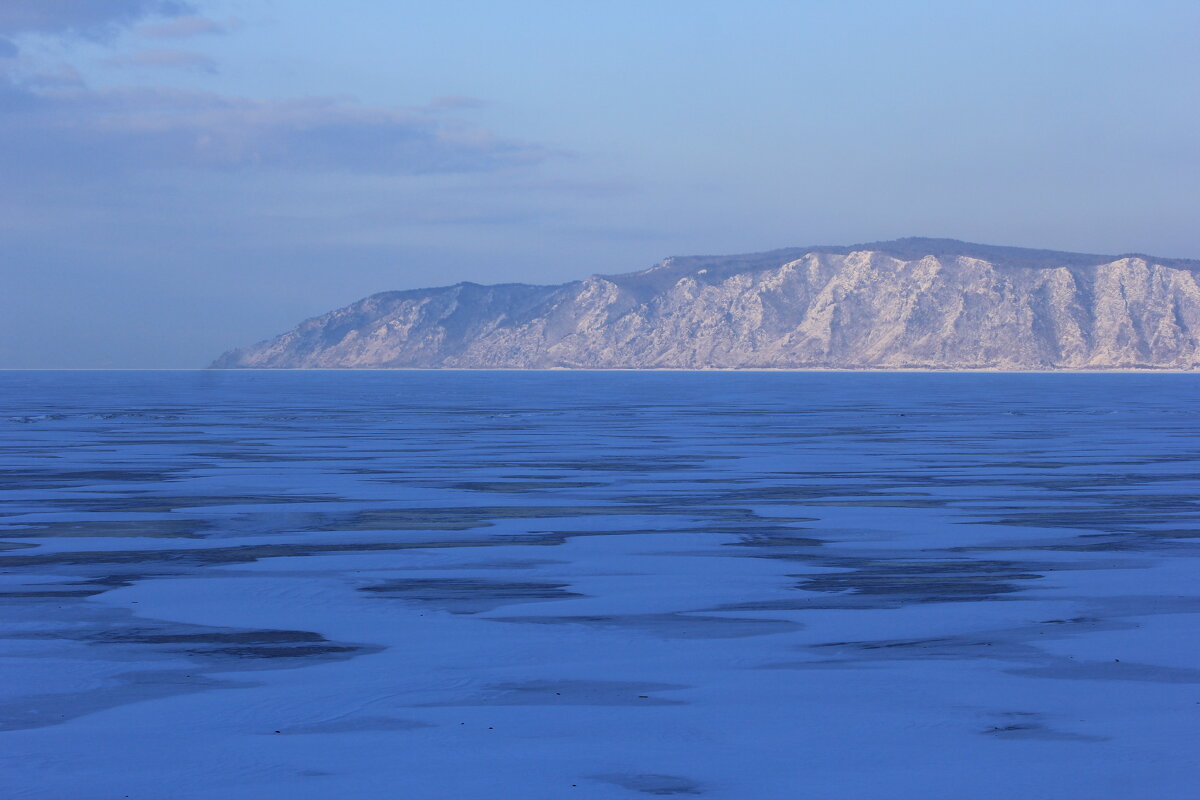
213 239 1200 370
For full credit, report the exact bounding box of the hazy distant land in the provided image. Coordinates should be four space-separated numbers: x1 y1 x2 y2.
213 238 1200 371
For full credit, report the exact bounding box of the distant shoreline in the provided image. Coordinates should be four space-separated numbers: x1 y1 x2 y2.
4 368 1199 374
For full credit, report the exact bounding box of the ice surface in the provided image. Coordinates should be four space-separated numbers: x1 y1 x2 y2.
1 371 1198 799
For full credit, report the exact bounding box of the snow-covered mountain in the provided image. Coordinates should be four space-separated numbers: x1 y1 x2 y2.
212 238 1200 370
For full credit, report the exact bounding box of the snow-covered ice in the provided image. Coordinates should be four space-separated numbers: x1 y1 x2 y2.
1 371 1197 799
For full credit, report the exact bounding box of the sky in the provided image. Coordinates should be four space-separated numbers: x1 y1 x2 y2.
2 0 1198 368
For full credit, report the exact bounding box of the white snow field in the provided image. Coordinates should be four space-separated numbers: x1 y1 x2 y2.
1 371 1197 799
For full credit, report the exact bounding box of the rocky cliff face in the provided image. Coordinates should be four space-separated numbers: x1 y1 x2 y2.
212 238 1200 370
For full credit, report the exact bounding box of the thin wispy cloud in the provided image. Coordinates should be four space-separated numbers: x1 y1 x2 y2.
427 95 487 111
105 48 217 72
0 1 547 179
0 0 192 39
137 15 240 39
0 75 552 177
19 64 85 88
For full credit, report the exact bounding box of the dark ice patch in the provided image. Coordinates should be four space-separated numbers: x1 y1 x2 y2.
447 481 603 493
0 538 555 569
982 712 1108 742
979 495 1200 533
0 671 254 732
48 494 340 513
99 629 327 645
423 680 688 707
491 612 801 639
334 504 717 534
360 578 583 614
0 468 179 490
0 519 207 539
0 573 144 600
279 715 433 734
808 634 1042 665
593 773 702 795
793 558 1044 605
1009 661 1200 684
89 625 374 664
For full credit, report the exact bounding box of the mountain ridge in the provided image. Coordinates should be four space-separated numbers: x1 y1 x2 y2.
213 238 1200 370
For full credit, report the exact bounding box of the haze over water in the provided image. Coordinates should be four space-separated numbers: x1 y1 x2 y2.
2 371 1198 799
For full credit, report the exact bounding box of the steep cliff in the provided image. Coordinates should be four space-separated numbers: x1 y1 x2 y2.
212 238 1200 370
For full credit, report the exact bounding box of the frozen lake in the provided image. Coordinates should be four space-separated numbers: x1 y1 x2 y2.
2 371 1198 799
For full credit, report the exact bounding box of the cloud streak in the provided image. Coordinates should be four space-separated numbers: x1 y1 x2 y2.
105 48 218 72
0 0 192 38
136 15 239 39
0 76 552 177
0 4 546 178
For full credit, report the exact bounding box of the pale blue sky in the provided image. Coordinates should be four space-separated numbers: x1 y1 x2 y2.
2 0 1198 367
